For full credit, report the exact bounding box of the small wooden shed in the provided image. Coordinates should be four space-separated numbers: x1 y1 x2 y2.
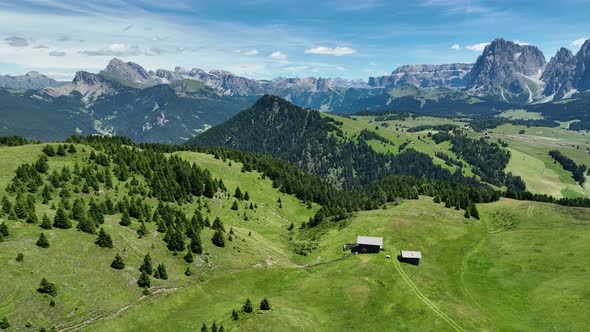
354 236 383 254
398 250 422 265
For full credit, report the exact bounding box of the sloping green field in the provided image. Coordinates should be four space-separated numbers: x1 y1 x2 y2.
1 145 589 331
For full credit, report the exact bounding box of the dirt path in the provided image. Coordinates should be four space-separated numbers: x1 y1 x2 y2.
392 257 465 332
527 202 535 220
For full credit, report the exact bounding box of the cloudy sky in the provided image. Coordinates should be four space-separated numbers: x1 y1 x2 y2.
0 0 588 81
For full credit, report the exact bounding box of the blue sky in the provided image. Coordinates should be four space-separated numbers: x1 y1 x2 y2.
0 0 588 81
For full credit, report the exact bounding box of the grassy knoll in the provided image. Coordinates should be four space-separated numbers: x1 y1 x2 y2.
499 109 544 120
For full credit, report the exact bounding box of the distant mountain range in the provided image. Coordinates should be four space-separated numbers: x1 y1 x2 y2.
1 37 590 142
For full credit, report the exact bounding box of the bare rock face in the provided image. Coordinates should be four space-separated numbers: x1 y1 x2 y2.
467 39 546 104
44 71 119 104
574 39 590 91
101 58 162 86
539 39 590 100
0 71 63 90
541 48 576 99
368 63 473 89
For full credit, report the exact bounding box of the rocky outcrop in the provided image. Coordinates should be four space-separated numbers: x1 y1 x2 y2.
541 48 576 99
368 63 472 89
0 71 63 90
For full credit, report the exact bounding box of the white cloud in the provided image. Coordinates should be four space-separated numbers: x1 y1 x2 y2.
144 47 184 56
336 66 346 71
243 49 259 56
304 46 357 56
79 43 141 56
450 43 460 50
49 51 66 56
571 37 588 48
269 51 288 62
465 42 489 51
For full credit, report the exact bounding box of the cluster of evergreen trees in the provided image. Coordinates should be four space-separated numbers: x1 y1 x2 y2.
549 150 587 185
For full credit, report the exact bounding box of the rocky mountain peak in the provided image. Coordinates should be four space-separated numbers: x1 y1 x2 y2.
102 58 156 85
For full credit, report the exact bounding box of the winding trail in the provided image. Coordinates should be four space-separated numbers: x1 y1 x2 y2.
392 257 465 332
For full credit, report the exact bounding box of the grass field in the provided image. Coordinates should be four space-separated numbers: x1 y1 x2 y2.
1 144 590 331
485 124 590 197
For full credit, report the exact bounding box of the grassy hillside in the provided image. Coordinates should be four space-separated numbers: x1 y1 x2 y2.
1 142 589 331
90 197 590 332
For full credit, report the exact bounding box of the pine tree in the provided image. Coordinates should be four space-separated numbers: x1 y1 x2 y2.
153 268 160 279
40 214 52 229
137 220 148 238
42 145 56 157
0 316 9 330
35 155 49 173
184 251 194 263
53 207 72 229
463 209 471 219
0 222 9 237
56 144 66 156
78 216 97 234
139 254 153 274
1 196 11 214
37 278 57 296
184 266 193 276
212 217 225 232
469 203 480 219
42 185 52 203
157 263 168 280
242 298 253 313
201 323 209 332
111 254 125 270
234 187 243 200
211 321 218 332
219 325 224 332
95 228 113 248
260 298 271 310
232 309 239 320
119 210 131 226
137 271 151 288
244 191 250 201
190 234 203 254
68 144 77 153
231 200 239 210
14 194 28 219
16 253 24 262
277 197 282 208
36 233 49 248
211 229 225 247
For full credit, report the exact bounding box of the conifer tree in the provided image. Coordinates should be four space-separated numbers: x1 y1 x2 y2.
242 298 253 313
35 155 49 173
219 325 224 332
137 271 151 288
78 216 97 234
157 263 168 280
190 234 203 254
14 194 28 219
137 220 148 238
184 266 193 276
232 309 239 320
234 186 243 200
36 233 49 248
0 222 9 237
469 203 480 219
95 228 113 248
0 316 9 329
139 253 153 274
1 196 11 214
53 207 72 229
260 298 271 310
40 214 52 229
153 267 160 279
244 191 250 201
111 254 125 270
231 200 239 210
68 144 77 154
212 217 225 232
16 253 24 262
37 278 57 296
42 185 52 204
212 229 225 247
184 250 194 263
56 145 66 156
201 323 209 332
211 321 217 332
119 210 131 226
42 145 56 157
